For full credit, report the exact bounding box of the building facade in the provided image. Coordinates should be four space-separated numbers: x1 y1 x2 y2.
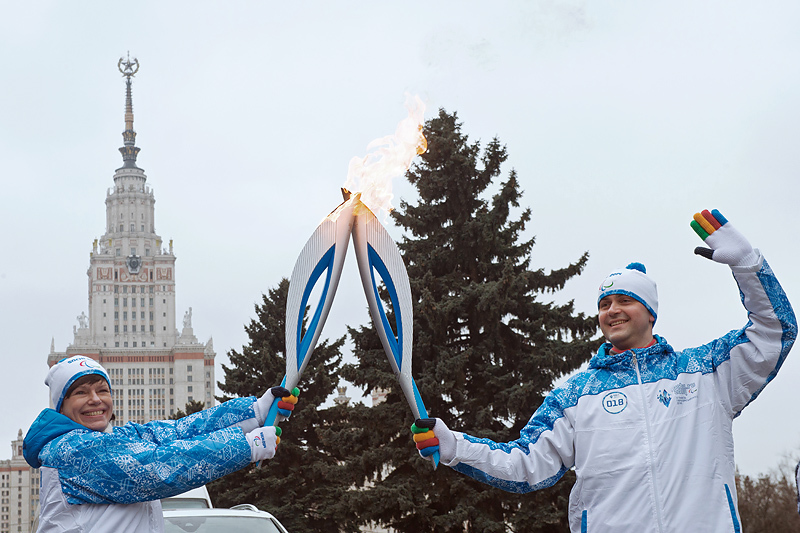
47 55 216 424
0 431 38 533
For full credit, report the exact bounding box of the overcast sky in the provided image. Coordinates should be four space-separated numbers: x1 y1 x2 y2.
1 1 799 477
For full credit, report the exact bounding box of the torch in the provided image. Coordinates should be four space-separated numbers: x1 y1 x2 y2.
351 196 440 468
261 196 356 428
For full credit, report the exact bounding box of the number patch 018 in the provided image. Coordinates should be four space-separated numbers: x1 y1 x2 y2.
602 391 628 414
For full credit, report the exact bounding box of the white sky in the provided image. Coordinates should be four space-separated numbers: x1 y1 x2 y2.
1 1 799 477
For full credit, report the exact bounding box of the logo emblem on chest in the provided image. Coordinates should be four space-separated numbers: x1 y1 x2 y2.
602 391 628 414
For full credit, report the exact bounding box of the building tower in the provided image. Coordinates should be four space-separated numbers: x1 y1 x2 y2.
47 55 216 424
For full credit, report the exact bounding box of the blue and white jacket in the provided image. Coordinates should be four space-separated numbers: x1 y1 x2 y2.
443 257 796 532
23 396 260 533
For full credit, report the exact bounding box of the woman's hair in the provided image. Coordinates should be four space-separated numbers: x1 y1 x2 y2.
63 374 109 400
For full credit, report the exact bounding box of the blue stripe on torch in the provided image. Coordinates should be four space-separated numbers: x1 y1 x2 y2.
367 244 403 370
297 245 336 373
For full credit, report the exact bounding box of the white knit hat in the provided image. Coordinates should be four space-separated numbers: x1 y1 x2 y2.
46 355 111 412
597 262 658 323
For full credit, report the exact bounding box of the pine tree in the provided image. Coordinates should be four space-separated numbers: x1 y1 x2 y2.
207 279 360 532
168 399 205 420
340 109 598 532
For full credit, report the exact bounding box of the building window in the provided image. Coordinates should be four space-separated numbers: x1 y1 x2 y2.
132 325 137 332
188 386 193 392
115 342 119 347
124 298 128 307
114 325 119 333
140 298 145 307
115 311 119 319
150 325 154 332
123 312 127 320
187 365 192 372
124 342 128 347
145 248 150 256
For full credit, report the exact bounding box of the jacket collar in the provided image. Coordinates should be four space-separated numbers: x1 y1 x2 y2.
23 409 88 468
588 334 671 371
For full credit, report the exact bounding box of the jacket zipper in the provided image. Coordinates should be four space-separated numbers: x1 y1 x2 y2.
632 352 665 533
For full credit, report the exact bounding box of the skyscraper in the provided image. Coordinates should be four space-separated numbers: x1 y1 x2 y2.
46 55 216 424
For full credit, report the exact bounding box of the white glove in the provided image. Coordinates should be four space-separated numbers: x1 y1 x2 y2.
411 417 456 464
691 209 758 267
245 426 279 462
254 386 292 425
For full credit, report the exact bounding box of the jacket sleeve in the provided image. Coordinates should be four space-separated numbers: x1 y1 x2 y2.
710 256 797 417
39 423 252 505
112 396 258 445
444 384 577 494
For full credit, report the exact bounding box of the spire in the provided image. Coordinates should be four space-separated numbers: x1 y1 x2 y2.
118 52 141 169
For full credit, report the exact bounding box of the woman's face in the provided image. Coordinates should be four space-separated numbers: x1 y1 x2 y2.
60 379 114 431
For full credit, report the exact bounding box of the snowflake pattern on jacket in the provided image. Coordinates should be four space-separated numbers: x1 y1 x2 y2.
27 396 256 504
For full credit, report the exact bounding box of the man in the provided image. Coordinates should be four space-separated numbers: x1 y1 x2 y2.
23 355 298 533
412 210 796 532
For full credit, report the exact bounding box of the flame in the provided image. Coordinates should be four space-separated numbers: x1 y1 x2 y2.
343 94 427 218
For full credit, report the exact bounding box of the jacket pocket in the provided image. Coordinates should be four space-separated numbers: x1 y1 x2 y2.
723 484 741 533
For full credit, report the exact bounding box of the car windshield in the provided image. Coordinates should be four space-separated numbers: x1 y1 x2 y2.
164 515 285 533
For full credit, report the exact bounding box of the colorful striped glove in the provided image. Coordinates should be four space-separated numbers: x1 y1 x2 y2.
255 386 300 425
411 418 456 463
691 209 758 266
276 387 300 419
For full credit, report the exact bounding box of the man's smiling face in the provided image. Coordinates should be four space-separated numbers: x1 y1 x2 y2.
598 293 655 352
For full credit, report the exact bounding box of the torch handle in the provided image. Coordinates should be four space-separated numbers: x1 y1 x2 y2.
256 375 295 467
405 376 440 469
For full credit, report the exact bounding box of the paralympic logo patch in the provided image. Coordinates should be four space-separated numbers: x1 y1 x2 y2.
602 391 627 414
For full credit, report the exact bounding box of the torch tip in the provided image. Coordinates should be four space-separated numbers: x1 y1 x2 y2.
341 188 352 201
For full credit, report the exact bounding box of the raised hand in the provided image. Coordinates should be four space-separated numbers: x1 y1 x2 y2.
691 209 757 266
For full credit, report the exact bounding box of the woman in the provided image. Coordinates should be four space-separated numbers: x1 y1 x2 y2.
23 355 297 532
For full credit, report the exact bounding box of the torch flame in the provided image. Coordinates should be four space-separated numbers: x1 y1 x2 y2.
343 94 426 219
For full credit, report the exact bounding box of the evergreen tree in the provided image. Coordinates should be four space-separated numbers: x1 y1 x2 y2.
207 279 359 532
340 109 598 532
168 399 205 420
